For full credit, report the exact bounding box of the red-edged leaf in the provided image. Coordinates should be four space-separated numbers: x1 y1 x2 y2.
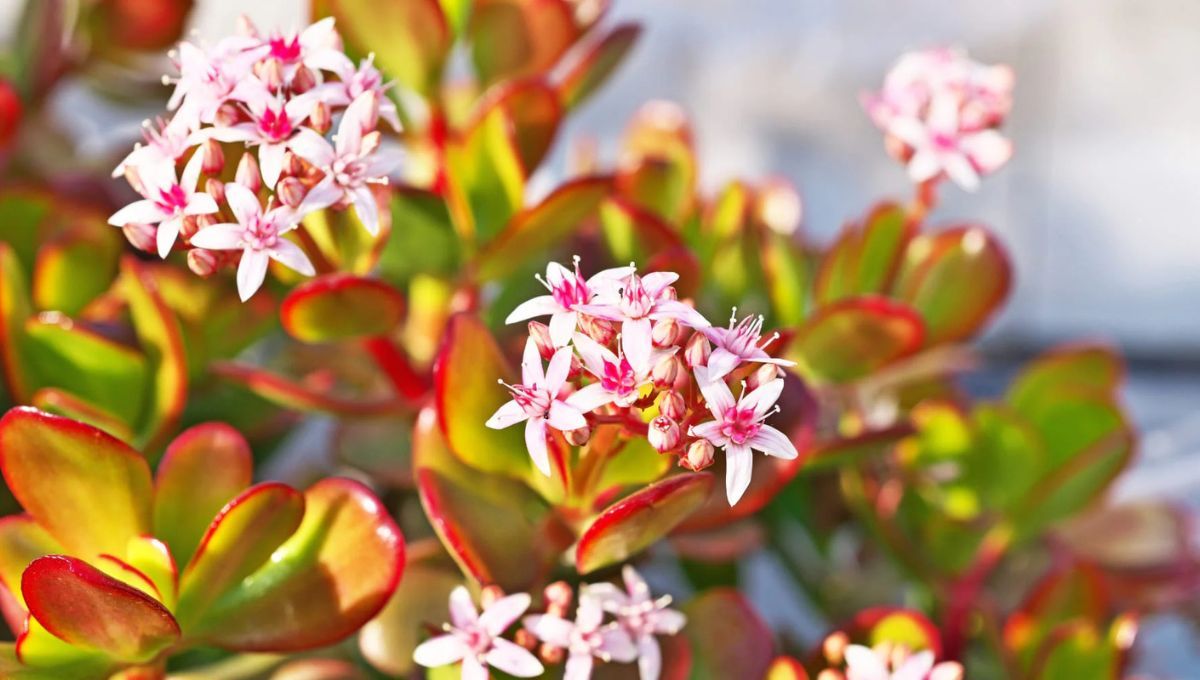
469 0 579 86
211 361 405 417
599 197 701 296
153 423 253 568
815 202 913 305
123 537 178 613
188 478 404 652
1054 504 1199 591
892 226 1011 345
119 256 188 456
21 555 179 663
765 656 809 680
786 296 924 383
0 515 60 611
1007 344 1124 414
0 408 152 559
31 225 120 316
576 473 713 573
852 608 943 656
559 23 641 109
682 589 774 680
616 100 697 223
474 175 614 281
358 552 462 676
315 0 451 95
281 274 405 344
12 619 118 678
474 79 563 174
0 242 33 401
1005 563 1114 673
174 482 305 628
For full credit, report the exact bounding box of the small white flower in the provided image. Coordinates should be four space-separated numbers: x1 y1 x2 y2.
413 586 544 680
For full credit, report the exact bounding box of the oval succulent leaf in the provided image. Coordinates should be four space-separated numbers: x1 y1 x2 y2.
280 274 406 343
786 296 925 384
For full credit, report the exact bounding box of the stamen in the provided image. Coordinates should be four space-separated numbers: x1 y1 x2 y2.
729 306 738 327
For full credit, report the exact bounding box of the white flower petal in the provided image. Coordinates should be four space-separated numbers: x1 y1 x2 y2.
522 337 545 387
412 634 468 668
224 182 263 225
480 593 531 636
622 318 654 372
544 346 573 394
743 378 784 418
894 650 935 680
602 626 638 662
461 654 488 680
269 239 316 277
704 347 742 383
695 368 735 419
156 217 182 258
845 645 888 680
724 444 753 505
189 224 244 250
564 651 594 680
548 310 578 348
258 142 286 189
525 417 551 476
287 127 336 168
184 191 219 216
641 271 679 297
523 614 575 648
651 299 710 328
487 399 530 429
236 249 270 301
547 400 586 432
108 200 164 227
749 425 798 460
448 586 478 628
505 295 561 324
351 186 380 235
565 383 616 414
637 633 663 680
485 638 544 678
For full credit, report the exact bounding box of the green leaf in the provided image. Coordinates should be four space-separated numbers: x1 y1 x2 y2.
281 274 405 343
1007 344 1123 415
815 203 912 305
444 106 525 241
376 186 460 286
31 228 120 316
616 102 697 224
469 0 578 86
786 296 924 383
559 23 641 109
761 231 808 326
315 0 450 96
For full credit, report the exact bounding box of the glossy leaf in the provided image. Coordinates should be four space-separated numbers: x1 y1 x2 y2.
376 186 460 286
152 422 253 569
483 79 563 173
358 557 461 676
443 106 525 241
469 0 578 86
31 227 120 316
682 589 774 680
30 388 133 442
119 257 188 455
174 483 305 627
815 203 912 305
0 515 60 609
189 478 404 651
893 226 1011 345
281 274 405 343
10 618 116 678
1007 344 1123 415
474 175 613 281
315 0 450 95
21 555 179 663
786 296 924 383
0 407 152 558
576 473 713 573
761 231 809 326
559 23 641 109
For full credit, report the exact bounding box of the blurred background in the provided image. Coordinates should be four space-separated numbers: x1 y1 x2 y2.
2 0 1198 674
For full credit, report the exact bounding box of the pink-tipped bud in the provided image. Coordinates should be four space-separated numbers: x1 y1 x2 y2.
680 439 715 471
480 585 504 610
823 632 849 666
747 362 782 391
284 150 306 179
205 178 226 206
659 390 686 421
122 223 156 253
514 628 538 651
254 58 285 92
200 138 225 175
651 318 682 348
291 65 317 94
214 102 241 128
565 425 591 447
684 332 711 368
235 152 262 193
179 215 199 240
659 286 678 301
310 100 332 135
648 416 682 453
277 176 307 209
539 643 565 665
544 581 574 611
579 315 617 345
652 355 684 390
187 248 220 277
528 321 555 360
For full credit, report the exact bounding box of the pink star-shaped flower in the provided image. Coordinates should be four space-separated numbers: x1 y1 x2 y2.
569 331 675 411
504 258 635 348
524 592 637 680
844 644 963 680
587 566 687 680
701 309 795 383
413 586 544 680
107 153 219 258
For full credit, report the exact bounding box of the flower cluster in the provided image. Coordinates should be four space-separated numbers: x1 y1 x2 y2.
819 634 965 680
487 258 798 505
107 16 400 300
862 47 1013 191
414 566 685 680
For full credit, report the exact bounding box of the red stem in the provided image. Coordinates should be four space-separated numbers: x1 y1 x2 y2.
363 337 429 402
941 529 1009 660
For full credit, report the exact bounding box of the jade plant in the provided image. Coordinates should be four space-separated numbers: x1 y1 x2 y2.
0 1 1196 679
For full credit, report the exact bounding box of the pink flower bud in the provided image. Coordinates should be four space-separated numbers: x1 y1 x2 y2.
480 585 504 610
579 315 617 346
539 643 565 665
659 390 686 421
823 632 848 666
199 138 225 175
291 65 317 94
747 363 782 391
214 102 241 128
680 439 715 471
284 150 306 179
684 332 711 368
205 178 225 206
187 248 220 277
648 415 681 452
309 100 332 135
564 425 591 447
236 152 262 193
276 176 307 209
179 215 199 240
122 223 156 253
651 318 682 348
514 628 538 651
652 355 684 390
816 670 846 680
254 58 285 92
528 321 555 360
543 581 573 611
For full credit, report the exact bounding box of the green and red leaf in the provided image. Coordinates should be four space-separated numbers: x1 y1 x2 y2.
786 296 924 383
682 589 774 680
559 23 641 109
315 0 450 95
281 274 405 343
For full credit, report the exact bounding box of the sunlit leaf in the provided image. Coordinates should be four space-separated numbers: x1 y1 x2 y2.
0 242 33 401
0 515 60 609
786 296 924 383
358 555 462 675
559 23 641 109
315 0 450 95
281 274 405 343
815 203 912 305
469 0 578 86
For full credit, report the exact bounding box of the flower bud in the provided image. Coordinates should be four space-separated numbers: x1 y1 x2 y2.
179 215 199 240
284 150 306 179
291 65 317 94
747 362 782 391
648 416 681 453
514 628 538 651
822 631 848 666
684 332 711 368
564 425 591 447
659 286 678 301
651 318 681 348
204 178 225 206
539 643 565 665
254 58 285 93
480 585 504 610
187 248 220 277
214 102 241 128
309 100 332 135
579 314 616 346
122 223 157 253
235 152 262 193
528 321 555 360
543 581 573 611
659 390 686 421
680 439 714 471
277 176 307 209
199 138 225 175
652 355 684 390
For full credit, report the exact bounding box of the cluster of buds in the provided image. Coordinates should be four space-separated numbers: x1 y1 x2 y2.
486 259 798 505
107 16 400 300
414 566 684 680
862 47 1014 191
817 632 964 680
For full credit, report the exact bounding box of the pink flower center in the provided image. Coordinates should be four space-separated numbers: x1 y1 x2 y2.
550 268 589 309
932 130 958 151
508 383 551 417
332 156 367 188
154 184 189 215
455 625 492 657
720 406 762 445
268 35 302 63
619 276 654 319
724 315 766 356
257 106 294 142
244 215 280 251
600 357 638 397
